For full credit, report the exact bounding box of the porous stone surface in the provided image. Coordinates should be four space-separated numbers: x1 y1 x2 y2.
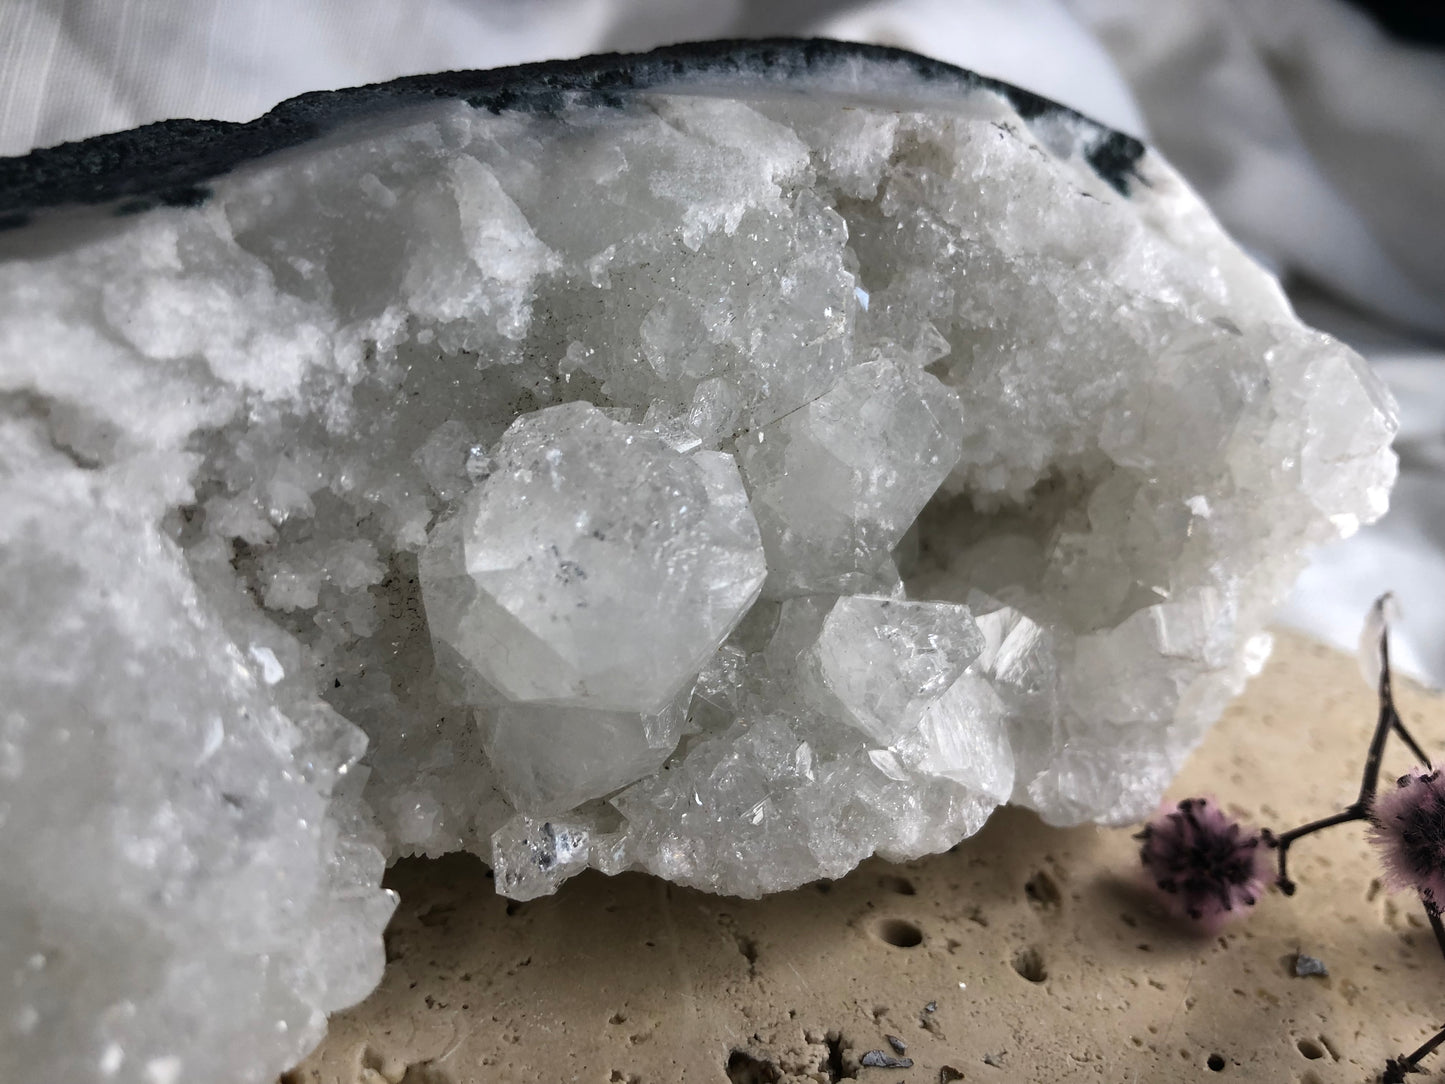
292 631 1445 1084
0 40 1396 1084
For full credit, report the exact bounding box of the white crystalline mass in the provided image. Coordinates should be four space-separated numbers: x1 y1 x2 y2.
0 421 395 1084
421 401 766 716
739 357 966 595
802 596 986 746
0 47 1397 1082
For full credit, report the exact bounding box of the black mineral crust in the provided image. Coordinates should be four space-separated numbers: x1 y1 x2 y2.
0 38 1146 230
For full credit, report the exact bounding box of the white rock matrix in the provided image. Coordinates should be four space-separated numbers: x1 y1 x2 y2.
0 42 1396 1084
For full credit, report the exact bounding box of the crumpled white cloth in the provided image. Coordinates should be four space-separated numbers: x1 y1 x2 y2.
3 0 1442 680
1273 289 1445 685
0 0 746 156
806 0 1146 135
1064 0 1445 338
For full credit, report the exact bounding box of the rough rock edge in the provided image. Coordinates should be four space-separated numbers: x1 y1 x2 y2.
0 37 1145 229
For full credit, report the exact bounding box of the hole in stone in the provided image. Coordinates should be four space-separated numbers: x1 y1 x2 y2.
823 1032 847 1082
880 875 916 896
1296 1039 1324 1060
726 1051 781 1084
1011 946 1047 982
398 1062 454 1084
875 918 924 947
1207 1053 1226 1071
382 929 404 963
1024 870 1061 909
609 1011 627 1025
416 903 454 927
359 1046 387 1073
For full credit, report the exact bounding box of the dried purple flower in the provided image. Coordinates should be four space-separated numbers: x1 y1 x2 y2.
1262 594 1445 1082
1137 797 1272 930
1368 767 1445 912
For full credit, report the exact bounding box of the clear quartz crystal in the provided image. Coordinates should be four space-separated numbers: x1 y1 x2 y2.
490 815 593 901
418 401 766 715
0 49 1399 1084
483 692 689 816
738 357 967 595
801 595 986 746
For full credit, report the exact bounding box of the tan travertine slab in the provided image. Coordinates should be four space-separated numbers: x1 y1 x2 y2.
288 630 1445 1084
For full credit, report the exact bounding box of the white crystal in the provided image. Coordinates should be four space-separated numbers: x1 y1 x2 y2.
419 401 766 714
490 815 592 902
0 43 1399 1084
802 595 985 746
0 420 394 1084
895 672 1015 801
738 357 966 595
483 693 688 815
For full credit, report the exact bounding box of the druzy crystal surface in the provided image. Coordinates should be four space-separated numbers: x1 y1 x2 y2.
0 41 1396 1083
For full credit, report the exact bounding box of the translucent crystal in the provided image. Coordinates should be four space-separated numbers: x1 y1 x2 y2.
483 693 688 815
801 595 986 745
894 672 1015 801
738 357 966 595
0 42 1399 1083
0 420 394 1084
490 815 592 902
418 402 767 715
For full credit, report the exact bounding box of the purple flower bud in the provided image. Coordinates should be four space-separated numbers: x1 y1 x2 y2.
1137 797 1272 931
1368 767 1445 912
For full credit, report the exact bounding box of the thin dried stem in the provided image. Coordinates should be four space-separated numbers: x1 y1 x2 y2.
1271 618 1398 893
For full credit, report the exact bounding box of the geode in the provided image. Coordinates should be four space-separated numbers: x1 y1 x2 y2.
0 40 1395 1084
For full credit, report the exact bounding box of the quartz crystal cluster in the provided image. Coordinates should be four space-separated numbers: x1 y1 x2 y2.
0 41 1396 1084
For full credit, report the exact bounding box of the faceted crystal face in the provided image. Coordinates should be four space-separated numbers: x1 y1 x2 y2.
0 43 1399 1084
895 672 1015 801
419 402 767 715
803 595 986 746
484 693 688 816
738 358 967 595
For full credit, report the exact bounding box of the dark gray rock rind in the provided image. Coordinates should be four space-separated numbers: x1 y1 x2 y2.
0 38 1145 229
